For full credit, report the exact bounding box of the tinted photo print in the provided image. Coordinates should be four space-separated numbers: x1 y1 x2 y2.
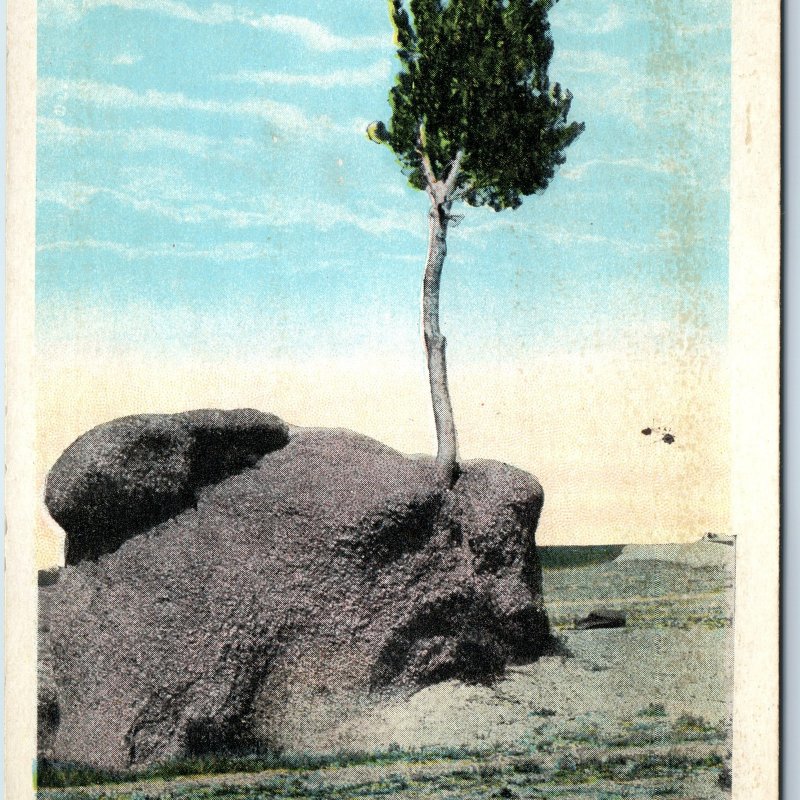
4 1 781 798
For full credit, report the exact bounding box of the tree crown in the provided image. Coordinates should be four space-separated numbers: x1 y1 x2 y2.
372 0 584 211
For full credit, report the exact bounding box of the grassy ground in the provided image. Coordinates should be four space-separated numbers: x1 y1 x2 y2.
38 546 733 799
38 742 730 799
538 546 626 570
542 558 733 631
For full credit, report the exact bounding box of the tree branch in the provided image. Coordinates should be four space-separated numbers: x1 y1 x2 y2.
443 149 465 196
416 125 438 190
418 148 437 189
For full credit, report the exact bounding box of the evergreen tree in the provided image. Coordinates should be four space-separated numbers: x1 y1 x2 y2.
369 0 583 483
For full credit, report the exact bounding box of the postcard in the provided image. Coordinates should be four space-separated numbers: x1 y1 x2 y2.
6 0 781 797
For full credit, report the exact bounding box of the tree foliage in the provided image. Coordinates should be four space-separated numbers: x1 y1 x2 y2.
376 0 584 210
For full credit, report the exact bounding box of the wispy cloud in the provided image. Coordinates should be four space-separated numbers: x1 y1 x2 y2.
245 14 387 52
110 52 142 65
223 60 392 89
455 217 653 258
561 157 677 182
313 202 422 238
551 2 628 35
40 0 215 24
39 180 285 227
551 1 727 40
453 218 527 242
38 78 334 134
37 179 425 238
38 240 426 274
556 50 630 77
38 116 257 158
37 239 275 262
539 224 653 256
561 156 726 192
40 0 389 51
38 183 102 211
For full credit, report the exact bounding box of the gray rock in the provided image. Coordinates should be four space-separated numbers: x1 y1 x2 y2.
45 409 290 564
38 583 60 759
39 423 549 771
574 609 627 630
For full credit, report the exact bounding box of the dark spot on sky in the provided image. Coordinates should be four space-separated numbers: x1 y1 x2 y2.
641 428 652 436
662 433 675 444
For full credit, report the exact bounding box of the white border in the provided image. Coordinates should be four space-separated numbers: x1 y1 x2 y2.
729 1 781 798
6 0 38 795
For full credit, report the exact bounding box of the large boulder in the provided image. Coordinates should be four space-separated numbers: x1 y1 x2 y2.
40 419 549 771
45 408 290 564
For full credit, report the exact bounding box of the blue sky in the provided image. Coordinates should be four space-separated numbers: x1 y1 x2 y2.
35 0 731 365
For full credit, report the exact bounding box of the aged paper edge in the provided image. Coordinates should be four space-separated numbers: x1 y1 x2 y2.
6 0 39 796
4 1 781 798
729 0 781 797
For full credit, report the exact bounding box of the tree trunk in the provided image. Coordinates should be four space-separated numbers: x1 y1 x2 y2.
423 195 459 484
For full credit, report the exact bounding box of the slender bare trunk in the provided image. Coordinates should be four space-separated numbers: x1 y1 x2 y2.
423 195 458 483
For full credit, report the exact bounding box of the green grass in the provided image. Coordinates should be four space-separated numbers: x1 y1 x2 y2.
542 555 733 631
672 714 721 739
538 546 625 570
550 750 725 785
36 745 497 790
638 703 667 718
38 744 731 799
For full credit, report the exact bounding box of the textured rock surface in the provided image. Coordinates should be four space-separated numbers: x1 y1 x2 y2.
37 581 60 759
40 420 548 771
45 408 290 564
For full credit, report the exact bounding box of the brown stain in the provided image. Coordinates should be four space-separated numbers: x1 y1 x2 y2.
644 0 708 364
638 0 729 514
